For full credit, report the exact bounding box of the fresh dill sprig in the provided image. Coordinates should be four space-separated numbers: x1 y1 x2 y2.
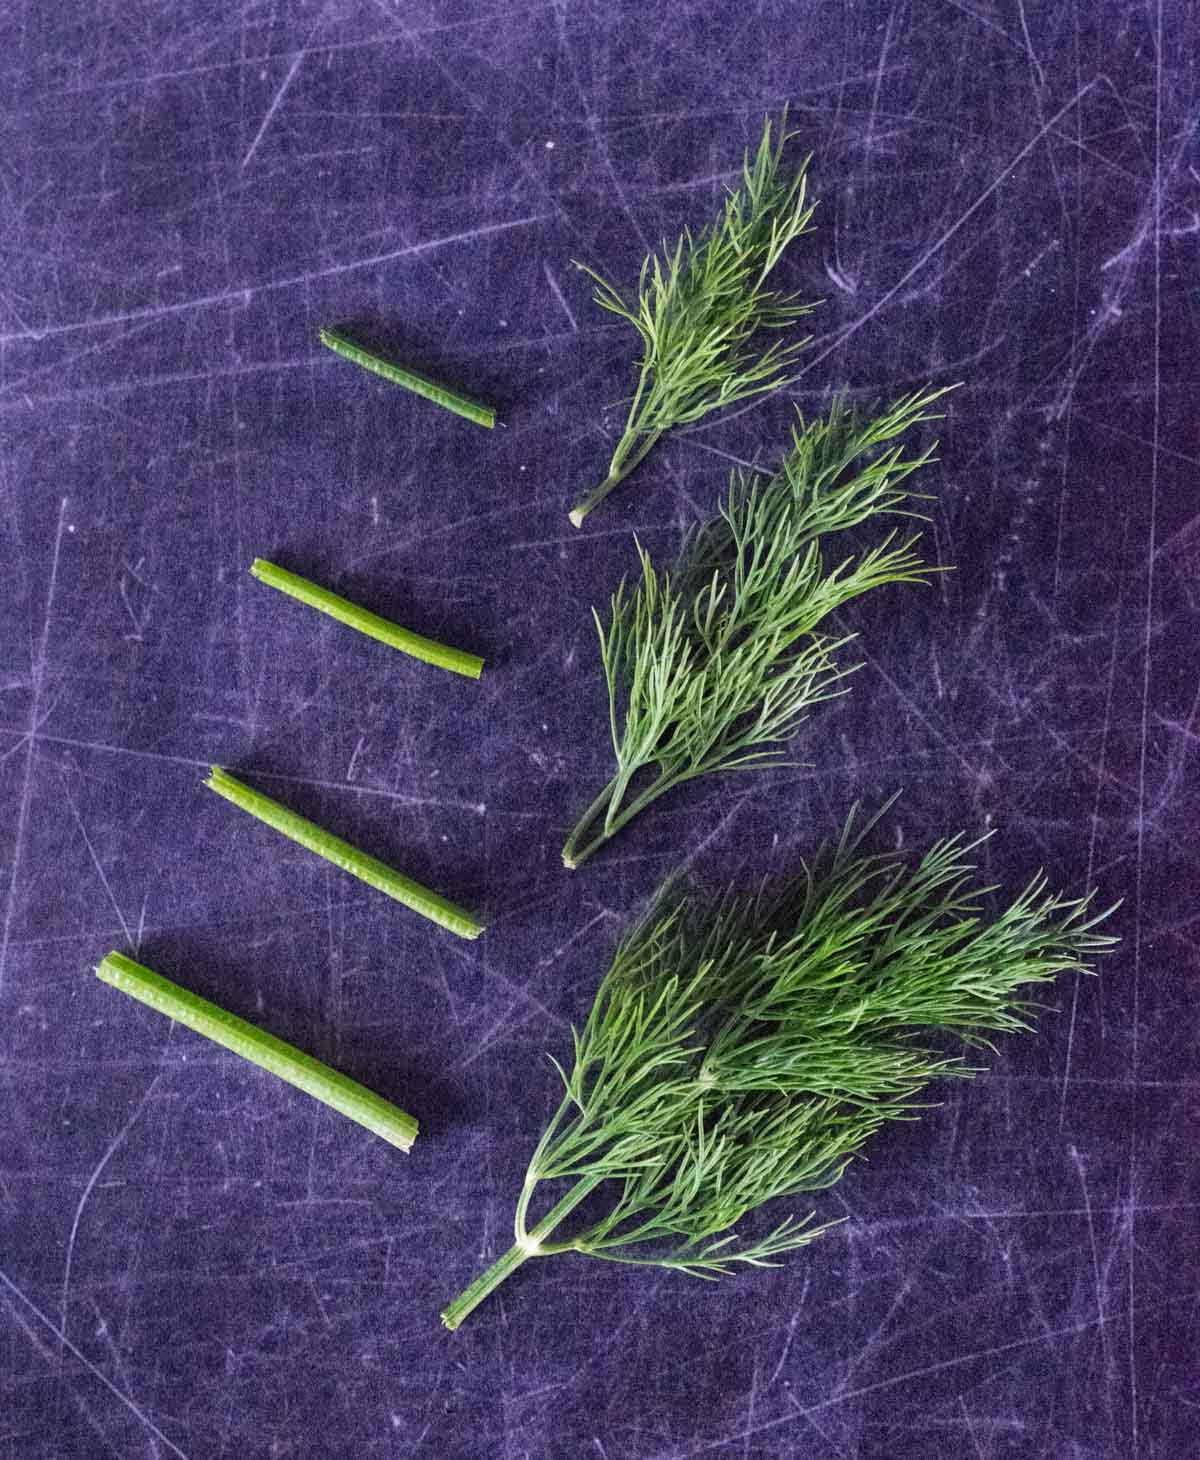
569 111 820 526
441 804 1118 1328
561 386 956 870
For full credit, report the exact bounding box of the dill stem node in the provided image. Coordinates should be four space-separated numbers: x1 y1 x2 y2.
441 1176 602 1330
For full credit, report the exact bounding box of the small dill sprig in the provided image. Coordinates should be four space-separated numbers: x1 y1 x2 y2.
441 804 1119 1328
561 386 956 870
569 111 821 526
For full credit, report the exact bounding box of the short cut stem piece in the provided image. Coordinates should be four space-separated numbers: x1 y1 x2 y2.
250 559 484 679
319 327 495 428
204 767 484 940
95 951 419 1151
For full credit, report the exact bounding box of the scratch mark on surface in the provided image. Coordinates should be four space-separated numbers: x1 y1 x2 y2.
959 1394 987 1459
1058 500 1130 1127
347 735 366 781
543 262 579 331
0 216 551 346
1015 0 1047 91
799 82 1097 378
767 1280 808 1386
651 1313 1108 1457
60 1075 161 1345
63 780 134 949
0 497 67 1000
1070 1141 1117 1414
740 1359 760 1460
1 1265 191 1460
242 48 308 168
1127 7 1163 1452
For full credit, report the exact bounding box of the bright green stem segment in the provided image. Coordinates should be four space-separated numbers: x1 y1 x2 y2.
205 767 485 940
441 1175 601 1330
319 327 495 429
95 951 419 1152
250 559 484 680
569 431 661 527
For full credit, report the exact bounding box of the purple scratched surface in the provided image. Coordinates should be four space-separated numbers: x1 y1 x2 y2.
0 3 1197 1457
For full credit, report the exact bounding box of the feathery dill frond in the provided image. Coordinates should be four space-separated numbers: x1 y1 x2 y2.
441 803 1118 1327
562 385 957 871
569 111 820 525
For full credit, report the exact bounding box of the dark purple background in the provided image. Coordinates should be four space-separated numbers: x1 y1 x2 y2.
2 3 1196 1457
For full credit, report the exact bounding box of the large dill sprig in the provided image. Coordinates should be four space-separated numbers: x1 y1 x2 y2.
569 112 820 526
561 385 956 871
441 805 1119 1329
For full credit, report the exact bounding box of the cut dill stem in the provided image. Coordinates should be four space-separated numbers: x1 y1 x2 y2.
319 326 496 429
442 803 1119 1328
95 951 419 1152
250 559 484 680
569 110 820 525
204 767 484 940
562 385 957 870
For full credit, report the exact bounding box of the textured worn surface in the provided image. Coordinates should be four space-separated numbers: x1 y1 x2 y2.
1 4 1196 1457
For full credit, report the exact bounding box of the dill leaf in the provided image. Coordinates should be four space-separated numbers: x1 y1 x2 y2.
441 804 1118 1328
569 111 820 525
562 385 957 870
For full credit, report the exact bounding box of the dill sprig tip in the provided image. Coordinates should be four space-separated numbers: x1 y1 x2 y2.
570 109 821 525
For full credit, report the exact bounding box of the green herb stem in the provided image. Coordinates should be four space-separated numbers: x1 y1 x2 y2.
319 327 495 429
204 767 484 940
561 767 680 869
441 1175 602 1330
250 559 483 679
95 951 419 1151
569 432 662 528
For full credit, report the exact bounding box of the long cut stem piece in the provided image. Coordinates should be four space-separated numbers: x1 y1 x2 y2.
250 559 484 679
95 951 419 1152
319 327 495 428
204 767 485 940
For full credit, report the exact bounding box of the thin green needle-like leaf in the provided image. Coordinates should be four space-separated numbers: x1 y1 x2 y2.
205 767 484 940
251 559 484 679
319 327 495 428
95 951 419 1152
442 805 1119 1327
